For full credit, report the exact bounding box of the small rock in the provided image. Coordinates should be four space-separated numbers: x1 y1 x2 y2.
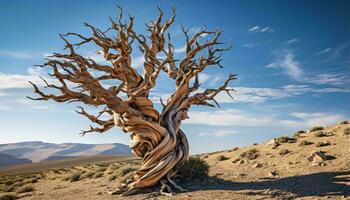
239 159 245 164
267 139 280 148
307 150 327 166
268 171 278 178
253 163 262 168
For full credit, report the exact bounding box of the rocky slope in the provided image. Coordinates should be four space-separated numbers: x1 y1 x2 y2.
0 153 32 167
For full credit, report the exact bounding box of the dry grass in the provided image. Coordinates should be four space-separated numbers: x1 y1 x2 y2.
93 172 104 178
216 155 229 161
344 128 350 135
240 149 259 160
177 157 209 182
299 140 314 146
316 141 331 147
116 165 137 177
69 172 81 182
279 149 291 155
309 126 324 132
314 131 327 137
0 193 17 200
276 136 297 143
17 185 34 193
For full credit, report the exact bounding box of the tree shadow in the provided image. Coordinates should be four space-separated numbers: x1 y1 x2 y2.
182 171 350 198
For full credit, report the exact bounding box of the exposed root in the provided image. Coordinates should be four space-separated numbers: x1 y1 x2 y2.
160 179 174 197
167 173 188 192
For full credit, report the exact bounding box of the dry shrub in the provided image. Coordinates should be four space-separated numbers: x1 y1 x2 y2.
17 185 34 193
116 165 137 177
0 193 17 200
69 172 81 182
344 128 350 135
339 120 349 125
216 155 229 161
240 149 259 160
177 157 209 182
279 149 291 155
316 141 331 147
299 140 313 146
309 126 324 132
93 172 104 178
314 131 327 137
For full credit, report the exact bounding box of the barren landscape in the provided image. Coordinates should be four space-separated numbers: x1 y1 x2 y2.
1 121 349 200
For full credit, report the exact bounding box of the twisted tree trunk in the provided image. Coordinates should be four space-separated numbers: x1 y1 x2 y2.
28 6 235 196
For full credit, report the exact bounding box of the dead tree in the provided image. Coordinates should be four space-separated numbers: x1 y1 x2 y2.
28 6 235 196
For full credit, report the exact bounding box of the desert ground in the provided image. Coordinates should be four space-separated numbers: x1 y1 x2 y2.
0 122 349 200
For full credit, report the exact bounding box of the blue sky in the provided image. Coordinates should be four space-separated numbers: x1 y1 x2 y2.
0 0 349 154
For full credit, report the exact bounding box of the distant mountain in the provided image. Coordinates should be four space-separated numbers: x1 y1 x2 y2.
0 152 32 167
0 141 131 163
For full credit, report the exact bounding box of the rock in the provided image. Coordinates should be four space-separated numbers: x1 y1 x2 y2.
307 150 327 166
267 139 280 148
232 158 240 163
239 159 245 164
268 171 278 178
253 163 262 168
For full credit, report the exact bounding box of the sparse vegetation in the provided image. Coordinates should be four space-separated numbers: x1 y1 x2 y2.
316 141 331 147
294 130 305 138
82 171 95 179
276 136 297 143
17 185 34 193
299 140 313 146
344 128 350 135
93 172 104 178
279 149 291 155
216 155 229 161
240 149 259 160
69 172 81 182
177 157 209 182
119 172 134 183
116 165 138 177
339 120 349 125
309 126 324 132
314 131 327 137
0 193 17 200
108 175 117 181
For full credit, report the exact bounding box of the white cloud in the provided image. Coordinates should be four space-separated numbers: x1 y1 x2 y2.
174 45 186 53
286 38 299 45
131 55 145 68
0 50 34 59
248 26 274 33
305 73 349 85
0 73 45 89
185 108 347 130
198 130 237 137
316 48 331 55
243 43 254 48
266 49 303 80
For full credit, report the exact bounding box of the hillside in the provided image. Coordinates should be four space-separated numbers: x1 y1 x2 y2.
0 122 349 199
0 142 131 163
0 153 32 168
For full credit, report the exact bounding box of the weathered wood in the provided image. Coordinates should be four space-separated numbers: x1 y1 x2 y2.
28 6 235 195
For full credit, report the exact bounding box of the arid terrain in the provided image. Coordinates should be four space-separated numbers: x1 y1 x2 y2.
1 122 349 200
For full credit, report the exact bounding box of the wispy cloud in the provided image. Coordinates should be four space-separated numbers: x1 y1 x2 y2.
197 130 237 137
286 38 299 45
248 26 274 33
265 49 303 80
185 108 347 129
305 73 350 85
316 48 331 56
0 50 34 59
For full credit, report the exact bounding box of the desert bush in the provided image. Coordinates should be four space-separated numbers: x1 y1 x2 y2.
109 164 120 170
299 140 313 146
216 155 229 161
69 173 81 182
309 126 324 132
119 172 134 183
116 165 137 177
276 136 296 143
339 120 349 125
61 176 70 181
279 149 291 155
316 141 331 147
93 172 104 178
177 157 209 182
108 175 117 181
17 185 34 193
240 149 259 160
0 193 17 200
294 130 305 138
0 185 14 193
314 131 328 137
344 128 350 135
96 167 107 172
24 178 38 184
82 171 95 179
